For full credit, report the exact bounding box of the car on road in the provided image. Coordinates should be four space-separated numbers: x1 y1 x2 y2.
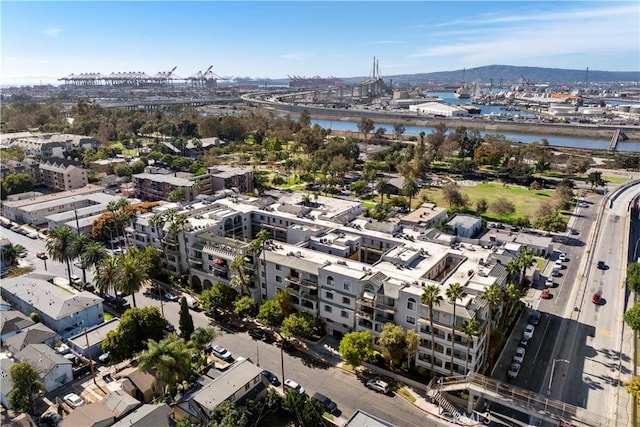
529 310 541 326
312 392 338 413
18 251 27 258
40 412 62 426
366 379 390 394
507 362 521 379
592 292 602 305
63 393 85 407
262 370 280 386
284 379 305 395
204 309 222 320
249 327 273 342
212 345 233 361
523 324 535 340
519 337 529 347
558 252 567 262
540 289 551 299
70 274 82 284
228 319 247 332
597 260 607 270
73 260 85 269
578 201 588 208
36 252 48 260
513 347 526 364
27 232 38 239
164 293 179 302
545 278 554 288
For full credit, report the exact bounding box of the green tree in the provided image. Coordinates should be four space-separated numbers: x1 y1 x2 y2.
445 282 467 375
234 295 255 318
358 117 375 141
402 177 419 211
376 178 388 205
378 323 406 367
476 198 488 214
7 361 42 414
461 319 482 373
505 260 521 284
339 331 374 368
441 183 469 211
116 250 150 307
138 336 193 391
302 396 326 426
624 303 640 331
420 284 443 374
2 243 26 266
46 225 75 285
167 187 187 202
489 197 516 219
405 329 419 368
81 242 108 275
516 248 536 288
1 173 34 198
274 288 293 317
101 306 168 363
501 283 521 328
587 171 605 190
282 312 313 339
200 283 238 311
189 327 218 354
257 299 285 326
209 401 249 427
69 233 92 284
298 109 312 128
179 297 195 340
230 255 249 296
248 229 270 300
627 262 640 293
479 283 502 367
95 256 120 296
283 390 306 425
624 375 640 399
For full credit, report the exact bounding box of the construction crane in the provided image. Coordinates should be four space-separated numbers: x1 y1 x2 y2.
520 74 536 92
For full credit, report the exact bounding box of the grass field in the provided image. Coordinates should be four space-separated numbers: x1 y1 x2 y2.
419 182 556 221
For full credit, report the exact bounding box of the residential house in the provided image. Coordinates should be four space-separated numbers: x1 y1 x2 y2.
0 132 98 159
68 319 119 358
60 389 141 427
114 366 162 403
172 358 267 424
89 158 127 174
399 204 447 230
111 403 172 427
0 310 35 341
15 344 73 392
1 356 16 409
4 323 59 353
0 274 105 340
445 214 483 238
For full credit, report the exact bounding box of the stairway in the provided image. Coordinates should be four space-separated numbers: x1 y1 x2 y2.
434 390 464 423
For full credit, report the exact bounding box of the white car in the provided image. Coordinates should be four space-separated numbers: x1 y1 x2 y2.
73 260 85 269
63 392 84 407
558 252 567 262
545 278 554 288
523 324 535 340
284 379 305 395
366 379 390 393
70 275 82 284
212 345 232 361
513 346 526 364
507 362 521 379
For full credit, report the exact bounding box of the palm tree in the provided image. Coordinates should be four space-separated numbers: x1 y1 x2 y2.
479 283 503 368
516 248 536 288
82 242 108 275
501 283 521 328
248 229 270 301
505 260 520 284
95 256 120 296
2 243 26 266
107 198 130 250
402 177 419 211
46 226 75 284
461 319 482 373
420 284 443 374
375 178 388 206
138 336 193 390
230 255 248 296
445 282 467 376
167 213 188 281
149 213 168 269
116 251 149 308
70 233 92 284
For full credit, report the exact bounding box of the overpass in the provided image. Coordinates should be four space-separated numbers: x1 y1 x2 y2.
97 97 242 111
427 372 607 426
608 128 628 151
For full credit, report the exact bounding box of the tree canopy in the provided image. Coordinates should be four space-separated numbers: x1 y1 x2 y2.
339 330 374 367
8 362 42 414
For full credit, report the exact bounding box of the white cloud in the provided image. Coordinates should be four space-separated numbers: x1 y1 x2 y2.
40 28 63 37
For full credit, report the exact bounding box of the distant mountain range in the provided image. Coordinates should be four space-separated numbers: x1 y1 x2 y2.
261 65 639 87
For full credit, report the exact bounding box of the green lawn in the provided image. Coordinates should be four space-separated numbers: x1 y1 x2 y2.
104 312 114 322
420 182 555 220
602 175 630 184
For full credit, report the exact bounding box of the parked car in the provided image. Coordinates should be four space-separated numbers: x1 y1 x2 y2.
27 232 38 239
545 278 554 288
519 337 529 347
164 293 179 302
113 247 126 255
228 319 246 332
98 352 110 362
592 292 602 305
507 362 521 379
63 393 85 407
513 347 526 364
116 297 131 309
83 282 95 292
36 252 48 260
366 379 390 394
165 323 176 332
529 310 541 326
262 370 280 386
312 392 338 413
523 324 535 340
284 379 305 395
212 345 233 361
558 252 567 262
73 260 85 269
204 309 222 320
540 289 552 299
40 412 62 426
18 251 27 258
249 327 273 342
70 275 82 284
103 294 117 304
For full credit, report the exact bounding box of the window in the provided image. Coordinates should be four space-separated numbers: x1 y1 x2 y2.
407 298 416 310
342 296 350 305
276 276 282 283
326 276 335 287
324 305 333 313
406 315 416 325
341 310 349 319
325 291 333 300
275 264 282 271
343 281 351 291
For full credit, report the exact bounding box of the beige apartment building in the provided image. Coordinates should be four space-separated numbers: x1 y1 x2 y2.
39 160 88 191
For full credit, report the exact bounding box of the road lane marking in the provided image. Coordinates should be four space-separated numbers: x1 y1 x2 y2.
598 329 612 338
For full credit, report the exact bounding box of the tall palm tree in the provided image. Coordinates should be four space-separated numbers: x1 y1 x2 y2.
138 336 193 390
95 256 120 296
82 242 108 275
167 213 188 280
501 283 521 328
402 177 419 211
107 198 130 250
248 229 270 302
505 260 520 284
461 319 482 373
376 178 388 205
230 255 248 296
116 251 149 308
445 282 467 376
70 233 92 284
516 248 536 288
2 243 26 266
420 284 443 374
479 283 503 368
46 226 75 284
149 213 168 269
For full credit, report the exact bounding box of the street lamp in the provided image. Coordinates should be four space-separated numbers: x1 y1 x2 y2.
547 359 570 396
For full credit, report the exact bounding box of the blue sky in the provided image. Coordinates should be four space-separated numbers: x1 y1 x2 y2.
2 1 639 85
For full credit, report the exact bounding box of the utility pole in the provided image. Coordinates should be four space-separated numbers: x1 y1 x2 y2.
84 328 98 387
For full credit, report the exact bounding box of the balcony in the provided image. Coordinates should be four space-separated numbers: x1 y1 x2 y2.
300 292 318 301
375 314 395 324
188 257 203 267
300 278 318 289
357 298 374 308
286 275 300 284
356 310 373 321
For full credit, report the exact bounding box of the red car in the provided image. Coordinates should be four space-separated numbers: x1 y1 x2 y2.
36 252 48 260
592 293 602 305
540 289 552 299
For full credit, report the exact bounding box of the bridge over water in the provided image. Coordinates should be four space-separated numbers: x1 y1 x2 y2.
427 372 606 427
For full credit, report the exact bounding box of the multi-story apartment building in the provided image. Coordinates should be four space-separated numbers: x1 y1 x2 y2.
209 165 254 193
127 191 535 376
0 132 99 158
132 172 198 203
39 159 88 191
0 158 41 185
